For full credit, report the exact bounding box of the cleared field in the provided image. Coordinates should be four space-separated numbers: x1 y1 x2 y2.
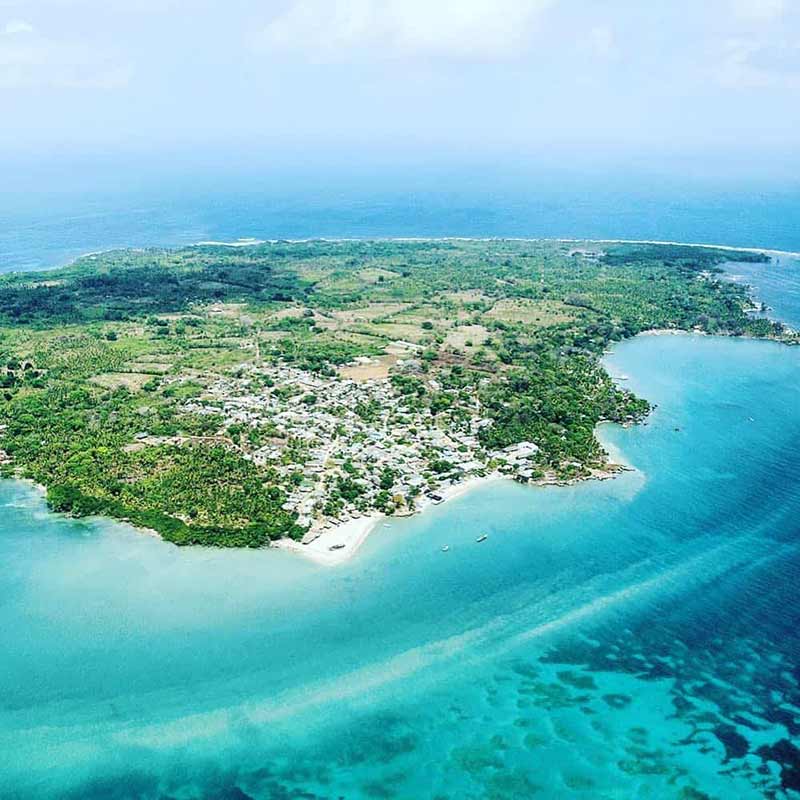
369 322 429 343
330 303 411 325
311 312 339 331
386 340 422 355
206 303 249 318
127 361 173 374
358 268 399 284
270 306 308 320
338 354 397 382
486 299 577 326
445 324 490 349
443 290 493 304
334 330 388 347
90 372 153 392
176 347 250 371
389 304 445 324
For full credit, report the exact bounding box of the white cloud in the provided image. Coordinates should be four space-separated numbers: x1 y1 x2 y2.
711 1 800 89
587 24 618 60
254 0 556 61
3 20 34 35
731 0 786 23
0 28 131 89
713 36 800 89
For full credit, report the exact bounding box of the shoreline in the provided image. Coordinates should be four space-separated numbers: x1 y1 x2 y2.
6 235 793 279
29 237 798 279
275 474 507 567
3 238 792 562
4 325 789 564
272 455 644 568
274 513 384 566
183 236 799 258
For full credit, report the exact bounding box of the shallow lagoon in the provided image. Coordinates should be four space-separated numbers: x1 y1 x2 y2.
3 273 800 798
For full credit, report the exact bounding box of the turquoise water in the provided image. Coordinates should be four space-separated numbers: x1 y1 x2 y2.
2 164 800 270
722 258 800 331
2 262 800 797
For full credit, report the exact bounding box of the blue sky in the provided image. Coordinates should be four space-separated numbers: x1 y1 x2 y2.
1 0 799 172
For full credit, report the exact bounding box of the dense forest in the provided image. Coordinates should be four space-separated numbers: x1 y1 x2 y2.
0 239 788 546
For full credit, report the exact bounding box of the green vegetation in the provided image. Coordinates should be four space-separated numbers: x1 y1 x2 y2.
0 239 787 547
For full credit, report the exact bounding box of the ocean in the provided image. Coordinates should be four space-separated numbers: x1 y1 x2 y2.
1 176 800 798
2 164 800 271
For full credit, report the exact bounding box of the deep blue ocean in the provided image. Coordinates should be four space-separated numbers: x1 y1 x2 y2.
2 164 800 271
1 174 800 798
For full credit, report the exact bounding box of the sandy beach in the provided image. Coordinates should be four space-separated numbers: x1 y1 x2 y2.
274 513 384 566
422 473 505 508
175 237 800 261
276 474 506 567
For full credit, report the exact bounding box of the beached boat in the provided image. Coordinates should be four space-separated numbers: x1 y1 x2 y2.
329 543 346 551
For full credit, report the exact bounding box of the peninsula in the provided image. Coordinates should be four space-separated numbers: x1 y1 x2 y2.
0 240 790 555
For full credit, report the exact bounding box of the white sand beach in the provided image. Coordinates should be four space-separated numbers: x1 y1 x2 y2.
193 239 265 247
275 514 383 566
276 474 507 567
421 473 505 508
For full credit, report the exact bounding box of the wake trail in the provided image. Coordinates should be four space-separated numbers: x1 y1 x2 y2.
2 532 794 794
104 536 795 746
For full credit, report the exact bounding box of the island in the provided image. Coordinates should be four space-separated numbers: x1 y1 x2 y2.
0 240 791 557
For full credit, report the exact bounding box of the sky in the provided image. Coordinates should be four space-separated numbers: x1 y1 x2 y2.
1 0 799 174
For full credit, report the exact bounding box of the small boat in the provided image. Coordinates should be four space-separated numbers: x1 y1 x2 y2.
441 545 450 552
329 543 346 551
476 534 488 543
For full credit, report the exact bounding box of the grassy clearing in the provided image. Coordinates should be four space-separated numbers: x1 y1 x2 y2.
443 290 493 304
445 324 490 349
486 299 578 327
358 268 400 284
369 322 429 343
331 303 411 324
89 373 154 392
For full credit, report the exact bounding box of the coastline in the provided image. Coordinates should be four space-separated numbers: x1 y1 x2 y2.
274 474 507 566
274 514 383 566
273 454 646 568
557 238 800 259
3 238 792 563
60 237 798 276
5 322 785 565
185 237 799 258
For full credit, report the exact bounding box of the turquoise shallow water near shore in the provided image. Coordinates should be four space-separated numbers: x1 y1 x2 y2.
2 261 800 798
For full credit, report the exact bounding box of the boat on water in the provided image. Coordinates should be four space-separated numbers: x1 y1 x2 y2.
476 534 488 543
441 545 450 552
329 543 346 551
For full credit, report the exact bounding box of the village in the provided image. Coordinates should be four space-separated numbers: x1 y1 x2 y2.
180 351 542 542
